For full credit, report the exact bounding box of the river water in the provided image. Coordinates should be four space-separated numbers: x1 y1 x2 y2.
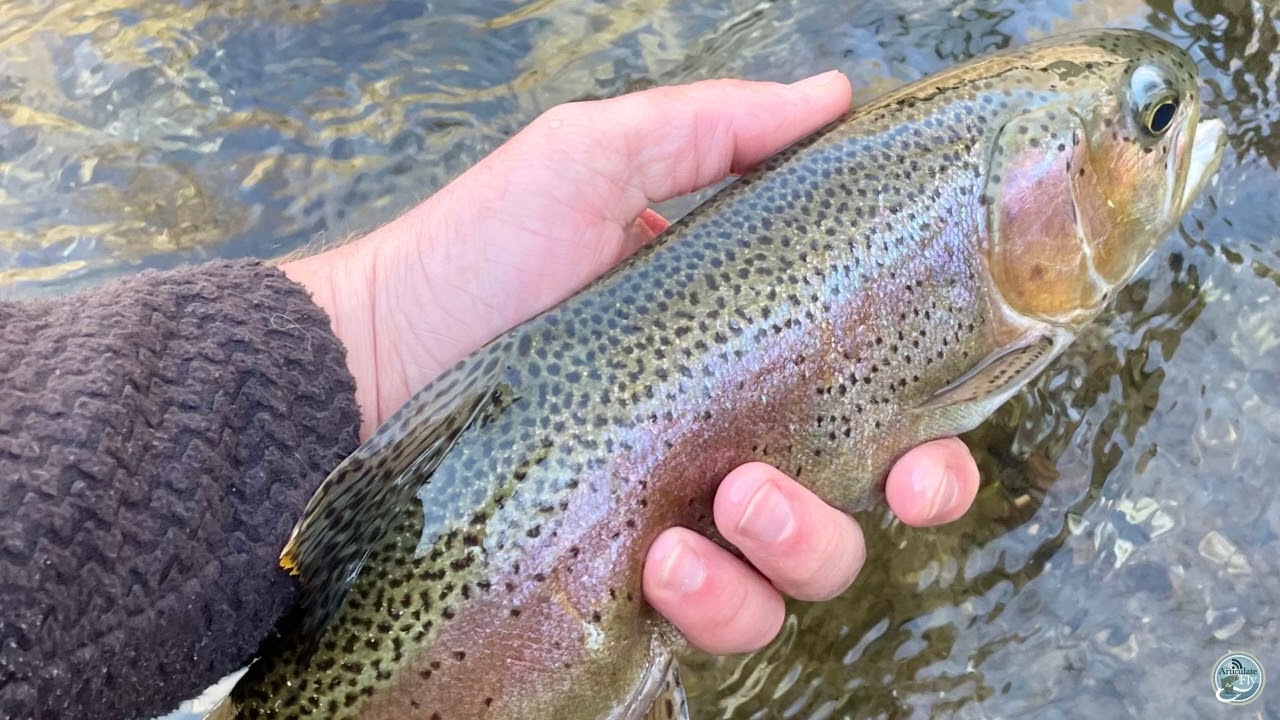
1 0 1276 718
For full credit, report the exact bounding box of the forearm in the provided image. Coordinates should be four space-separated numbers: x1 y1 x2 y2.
0 260 361 720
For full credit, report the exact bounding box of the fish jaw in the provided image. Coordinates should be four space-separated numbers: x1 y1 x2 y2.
1180 118 1226 214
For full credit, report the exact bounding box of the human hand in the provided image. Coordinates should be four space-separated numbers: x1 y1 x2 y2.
281 72 980 655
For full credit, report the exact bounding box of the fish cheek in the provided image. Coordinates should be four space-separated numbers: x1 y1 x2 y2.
1073 126 1172 286
985 111 1103 321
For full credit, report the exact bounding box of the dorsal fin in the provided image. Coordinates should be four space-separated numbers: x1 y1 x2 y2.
279 343 515 644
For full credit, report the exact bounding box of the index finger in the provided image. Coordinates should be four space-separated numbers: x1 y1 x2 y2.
524 71 854 208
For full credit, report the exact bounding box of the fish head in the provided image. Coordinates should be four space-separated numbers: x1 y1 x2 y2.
982 29 1227 329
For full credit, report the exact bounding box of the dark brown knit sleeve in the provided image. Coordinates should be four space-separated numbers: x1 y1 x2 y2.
0 259 362 720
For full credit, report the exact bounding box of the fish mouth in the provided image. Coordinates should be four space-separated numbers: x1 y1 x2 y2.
1178 117 1227 213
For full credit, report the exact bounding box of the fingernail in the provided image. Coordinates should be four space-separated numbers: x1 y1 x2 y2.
660 540 706 594
925 467 959 522
737 482 795 544
790 69 841 90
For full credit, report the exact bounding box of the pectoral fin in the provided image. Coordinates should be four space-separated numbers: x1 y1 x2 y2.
641 660 689 720
920 332 1062 410
202 695 234 720
280 342 516 646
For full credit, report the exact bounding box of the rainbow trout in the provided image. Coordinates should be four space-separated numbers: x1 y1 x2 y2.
217 29 1225 720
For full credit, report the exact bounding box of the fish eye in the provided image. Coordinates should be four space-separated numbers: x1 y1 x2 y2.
1144 98 1179 135
1130 65 1180 137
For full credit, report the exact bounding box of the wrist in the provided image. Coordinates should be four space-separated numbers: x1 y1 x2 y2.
279 239 380 439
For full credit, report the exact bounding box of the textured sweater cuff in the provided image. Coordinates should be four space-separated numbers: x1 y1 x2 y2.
0 259 362 720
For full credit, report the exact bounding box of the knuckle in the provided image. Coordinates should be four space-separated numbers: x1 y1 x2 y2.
534 100 587 128
775 516 862 601
701 588 780 654
525 102 596 153
705 568 755 630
